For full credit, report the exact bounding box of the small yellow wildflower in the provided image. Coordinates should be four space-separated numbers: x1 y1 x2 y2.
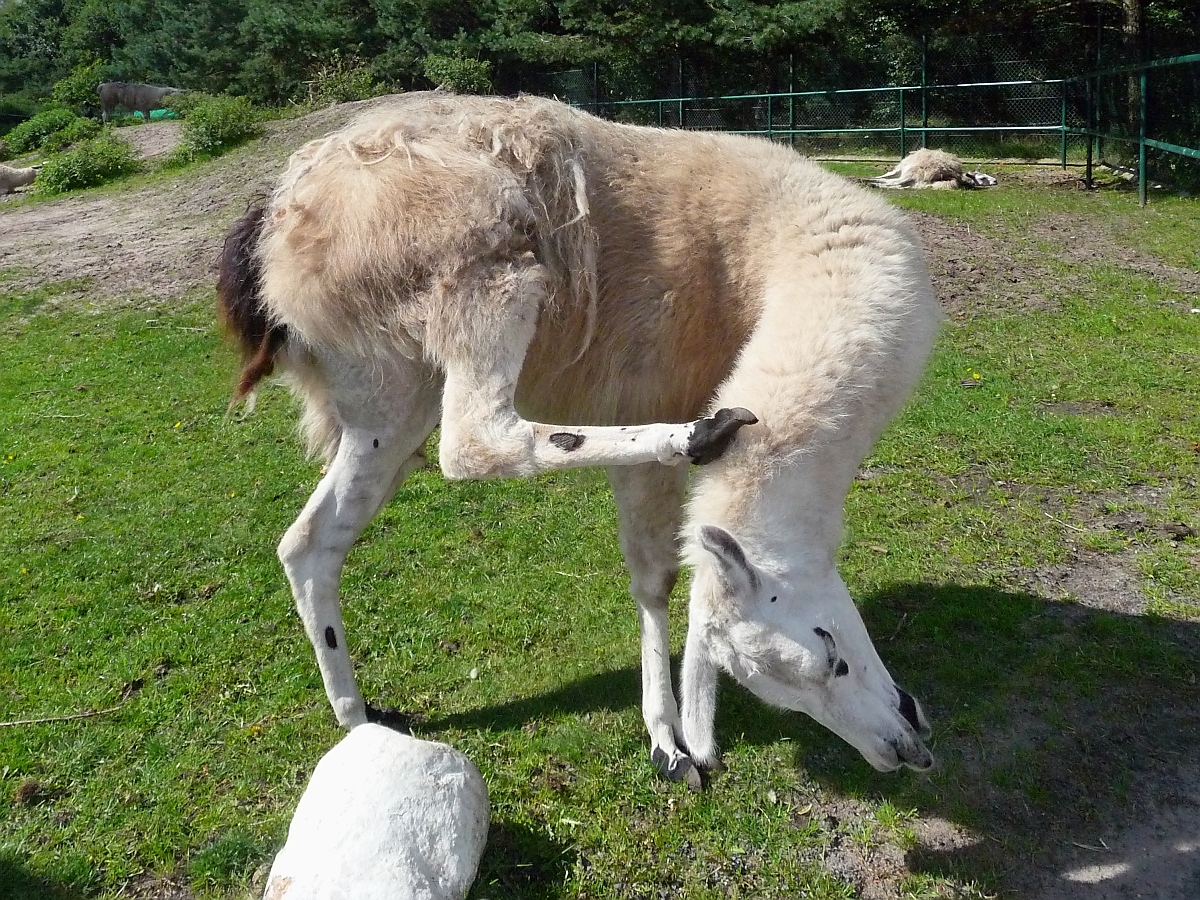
174 422 181 428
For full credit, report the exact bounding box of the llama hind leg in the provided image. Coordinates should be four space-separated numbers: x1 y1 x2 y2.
437 286 755 479
609 463 703 789
278 385 439 728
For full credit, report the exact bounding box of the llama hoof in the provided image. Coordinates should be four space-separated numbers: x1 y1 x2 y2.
651 747 705 791
687 407 758 465
364 704 412 734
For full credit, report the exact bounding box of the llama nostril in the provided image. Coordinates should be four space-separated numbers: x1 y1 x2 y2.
896 685 923 733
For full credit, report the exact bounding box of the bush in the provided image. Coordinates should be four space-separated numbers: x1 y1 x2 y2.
33 131 139 195
307 52 389 106
39 116 102 152
161 90 218 118
422 55 493 94
51 59 106 113
165 94 261 166
4 108 78 154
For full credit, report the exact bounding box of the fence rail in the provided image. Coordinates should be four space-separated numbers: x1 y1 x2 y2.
573 53 1200 205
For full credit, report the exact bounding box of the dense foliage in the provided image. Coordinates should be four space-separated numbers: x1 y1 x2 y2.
164 94 261 165
0 1 1195 126
31 129 138 193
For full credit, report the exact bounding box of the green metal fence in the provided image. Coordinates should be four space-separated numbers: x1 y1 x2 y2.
1066 53 1200 203
571 52 1199 204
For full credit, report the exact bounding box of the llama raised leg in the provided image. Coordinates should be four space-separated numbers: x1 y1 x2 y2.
277 367 441 729
437 266 755 479
609 463 702 789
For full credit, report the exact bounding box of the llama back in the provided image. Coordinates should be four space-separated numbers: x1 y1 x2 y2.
258 94 600 365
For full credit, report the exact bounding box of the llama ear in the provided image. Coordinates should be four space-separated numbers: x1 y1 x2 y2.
698 525 761 594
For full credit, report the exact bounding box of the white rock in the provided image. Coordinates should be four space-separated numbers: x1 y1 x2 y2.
263 724 490 900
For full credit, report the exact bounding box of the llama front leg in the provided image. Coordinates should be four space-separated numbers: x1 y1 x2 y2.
609 464 704 789
278 428 431 728
437 287 755 479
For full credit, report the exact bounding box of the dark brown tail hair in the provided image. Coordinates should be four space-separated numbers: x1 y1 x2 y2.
216 200 287 404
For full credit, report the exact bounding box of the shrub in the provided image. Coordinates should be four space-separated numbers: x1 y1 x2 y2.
4 108 78 154
51 59 106 113
165 94 261 166
33 131 139 195
306 52 389 106
422 55 493 94
39 116 102 152
161 90 218 118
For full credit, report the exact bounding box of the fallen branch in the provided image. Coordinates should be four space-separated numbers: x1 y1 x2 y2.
0 704 124 728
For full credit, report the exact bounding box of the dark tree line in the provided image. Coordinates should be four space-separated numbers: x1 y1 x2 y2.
0 0 1196 124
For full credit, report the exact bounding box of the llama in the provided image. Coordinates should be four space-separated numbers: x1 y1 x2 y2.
97 82 184 124
867 148 996 190
0 163 40 194
218 92 940 785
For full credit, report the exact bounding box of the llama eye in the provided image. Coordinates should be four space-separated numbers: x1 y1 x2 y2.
770 596 777 602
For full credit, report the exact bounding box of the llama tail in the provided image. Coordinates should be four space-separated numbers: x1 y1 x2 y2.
217 200 287 409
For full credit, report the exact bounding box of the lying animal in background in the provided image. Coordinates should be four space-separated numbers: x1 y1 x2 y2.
217 92 939 785
0 163 41 194
97 81 184 123
867 148 997 189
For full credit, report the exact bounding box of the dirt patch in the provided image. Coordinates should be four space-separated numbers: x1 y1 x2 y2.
907 211 1063 319
119 120 186 161
0 97 397 310
1035 210 1200 300
121 873 195 899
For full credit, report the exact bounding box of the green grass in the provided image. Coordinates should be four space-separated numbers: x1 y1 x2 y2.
1 175 1199 899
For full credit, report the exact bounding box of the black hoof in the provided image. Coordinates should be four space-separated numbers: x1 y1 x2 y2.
365 704 412 734
651 747 706 792
687 407 758 465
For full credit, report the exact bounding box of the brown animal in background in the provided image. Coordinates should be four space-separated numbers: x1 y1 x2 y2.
97 82 184 123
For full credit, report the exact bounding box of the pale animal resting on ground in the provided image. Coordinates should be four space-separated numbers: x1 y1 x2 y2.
867 148 997 190
217 92 940 785
0 163 40 194
97 81 184 123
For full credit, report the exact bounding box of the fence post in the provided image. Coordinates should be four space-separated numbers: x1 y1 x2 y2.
789 53 795 149
767 94 773 141
1085 77 1094 188
899 87 906 158
921 35 928 149
678 56 685 128
1138 69 1147 206
1060 81 1068 169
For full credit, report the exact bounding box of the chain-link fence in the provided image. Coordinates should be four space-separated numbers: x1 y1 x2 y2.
581 80 1083 164
535 24 1199 195
1067 53 1200 200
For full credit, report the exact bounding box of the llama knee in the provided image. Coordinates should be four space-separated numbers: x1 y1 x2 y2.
438 417 535 480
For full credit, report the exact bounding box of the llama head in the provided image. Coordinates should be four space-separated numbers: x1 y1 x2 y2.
681 524 933 773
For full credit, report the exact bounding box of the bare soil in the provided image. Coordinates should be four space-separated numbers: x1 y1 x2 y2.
2 107 1197 900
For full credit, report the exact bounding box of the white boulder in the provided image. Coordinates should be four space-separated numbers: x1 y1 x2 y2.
263 724 490 900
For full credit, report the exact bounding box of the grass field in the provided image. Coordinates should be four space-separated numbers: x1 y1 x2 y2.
2 164 1199 899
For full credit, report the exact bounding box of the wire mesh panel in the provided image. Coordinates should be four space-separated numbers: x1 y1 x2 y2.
553 39 1200 196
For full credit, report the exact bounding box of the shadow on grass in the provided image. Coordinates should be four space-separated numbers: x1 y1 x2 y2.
428 581 1200 897
469 819 575 900
425 664 641 734
0 853 87 900
806 582 1200 897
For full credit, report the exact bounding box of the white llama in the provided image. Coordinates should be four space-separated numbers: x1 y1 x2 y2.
218 92 940 785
